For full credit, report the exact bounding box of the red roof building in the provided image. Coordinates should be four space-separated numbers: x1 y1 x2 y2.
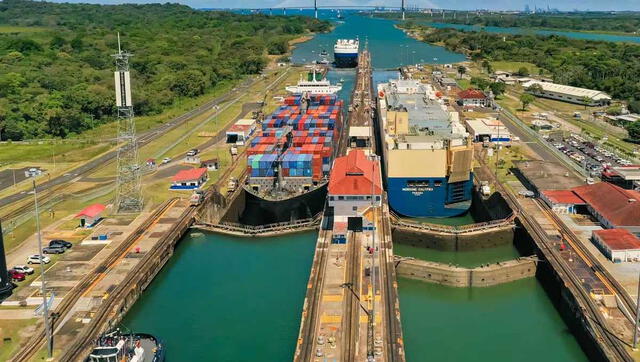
592 228 640 262
328 150 382 195
171 168 208 190
572 182 640 230
75 203 106 227
539 190 586 214
457 89 490 107
328 150 382 217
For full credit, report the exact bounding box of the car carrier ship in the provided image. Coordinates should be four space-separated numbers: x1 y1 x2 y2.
376 78 474 218
241 92 343 224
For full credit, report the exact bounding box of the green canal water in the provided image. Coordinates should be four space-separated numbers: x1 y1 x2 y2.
121 232 316 361
398 277 588 361
394 243 520 268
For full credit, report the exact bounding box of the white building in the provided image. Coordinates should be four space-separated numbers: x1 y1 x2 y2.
226 119 256 145
327 150 382 217
464 118 511 144
523 80 612 106
592 229 640 263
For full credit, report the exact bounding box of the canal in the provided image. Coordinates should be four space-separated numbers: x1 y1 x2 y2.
122 11 588 361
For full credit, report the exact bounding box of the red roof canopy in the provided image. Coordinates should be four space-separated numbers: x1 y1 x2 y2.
594 229 640 250
75 203 106 219
541 190 585 205
458 89 487 99
172 168 207 182
572 182 640 227
328 150 382 196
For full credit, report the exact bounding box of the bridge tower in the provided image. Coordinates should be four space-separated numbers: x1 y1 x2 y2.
113 34 143 214
401 0 405 20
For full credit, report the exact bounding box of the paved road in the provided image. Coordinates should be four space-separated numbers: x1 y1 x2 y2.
0 76 260 209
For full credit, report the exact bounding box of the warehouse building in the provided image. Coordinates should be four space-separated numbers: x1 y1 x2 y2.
523 80 612 106
601 166 640 190
592 229 640 263
226 119 257 145
464 118 511 144
540 190 586 214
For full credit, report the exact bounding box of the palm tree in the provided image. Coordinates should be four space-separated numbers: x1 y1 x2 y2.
457 65 466 79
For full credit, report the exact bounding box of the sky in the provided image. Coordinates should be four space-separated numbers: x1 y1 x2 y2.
49 0 640 11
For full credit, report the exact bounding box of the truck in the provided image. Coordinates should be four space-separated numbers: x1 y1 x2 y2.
190 190 204 206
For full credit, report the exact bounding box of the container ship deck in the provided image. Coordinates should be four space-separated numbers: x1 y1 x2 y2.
244 94 343 205
376 79 474 218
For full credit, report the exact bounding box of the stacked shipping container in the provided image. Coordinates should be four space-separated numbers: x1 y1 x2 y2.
247 94 343 186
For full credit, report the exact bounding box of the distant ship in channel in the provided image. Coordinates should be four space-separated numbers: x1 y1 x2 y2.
333 38 359 68
377 78 474 218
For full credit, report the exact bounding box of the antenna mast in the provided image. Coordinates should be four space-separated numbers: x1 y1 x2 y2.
112 33 143 214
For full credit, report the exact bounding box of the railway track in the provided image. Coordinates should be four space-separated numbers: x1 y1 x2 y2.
342 231 360 361
59 202 196 361
295 228 329 361
11 197 179 362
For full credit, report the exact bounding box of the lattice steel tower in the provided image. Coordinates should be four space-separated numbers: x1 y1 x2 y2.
113 34 143 213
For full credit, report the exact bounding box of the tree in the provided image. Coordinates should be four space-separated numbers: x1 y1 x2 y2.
520 94 535 110
481 59 493 74
579 96 592 109
457 65 466 79
526 83 543 95
489 82 506 97
470 77 490 91
606 106 622 115
626 122 640 142
516 66 530 76
629 100 640 114
171 69 207 97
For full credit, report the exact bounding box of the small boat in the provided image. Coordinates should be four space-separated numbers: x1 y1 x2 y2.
87 330 165 362
320 49 328 56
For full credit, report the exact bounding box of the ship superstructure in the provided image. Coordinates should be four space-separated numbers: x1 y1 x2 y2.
377 79 474 217
286 68 342 95
334 39 359 68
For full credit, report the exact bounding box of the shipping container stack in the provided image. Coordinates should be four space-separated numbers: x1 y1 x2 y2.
247 93 343 191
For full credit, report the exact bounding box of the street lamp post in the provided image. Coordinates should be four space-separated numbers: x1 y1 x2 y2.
34 180 52 358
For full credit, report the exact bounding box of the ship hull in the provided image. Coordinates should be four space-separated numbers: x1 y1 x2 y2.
387 175 473 218
240 184 327 225
334 52 358 68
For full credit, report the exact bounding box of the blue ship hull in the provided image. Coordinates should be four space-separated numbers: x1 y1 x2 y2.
387 175 473 218
334 52 358 68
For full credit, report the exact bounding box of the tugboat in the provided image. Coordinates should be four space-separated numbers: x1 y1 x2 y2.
87 330 165 362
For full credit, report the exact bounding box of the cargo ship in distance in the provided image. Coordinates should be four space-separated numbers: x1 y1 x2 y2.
377 79 474 218
334 39 359 68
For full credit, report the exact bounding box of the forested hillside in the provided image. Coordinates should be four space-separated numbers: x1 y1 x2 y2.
0 0 329 140
403 25 640 110
377 12 640 34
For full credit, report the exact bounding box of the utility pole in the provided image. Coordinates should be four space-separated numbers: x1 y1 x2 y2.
113 33 143 214
34 180 52 359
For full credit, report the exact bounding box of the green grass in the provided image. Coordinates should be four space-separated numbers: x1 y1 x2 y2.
0 142 110 165
0 318 38 361
456 78 471 90
0 25 47 33
490 61 541 75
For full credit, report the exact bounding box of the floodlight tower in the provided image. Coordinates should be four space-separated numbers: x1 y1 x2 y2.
314 0 318 19
113 34 143 214
401 0 405 20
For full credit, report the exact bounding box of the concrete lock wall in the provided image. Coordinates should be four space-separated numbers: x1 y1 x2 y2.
392 226 514 252
396 257 537 288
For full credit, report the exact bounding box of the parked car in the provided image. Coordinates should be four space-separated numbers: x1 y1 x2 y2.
12 265 34 275
49 239 72 249
27 255 50 264
186 148 199 157
43 246 65 254
161 157 172 164
8 269 26 282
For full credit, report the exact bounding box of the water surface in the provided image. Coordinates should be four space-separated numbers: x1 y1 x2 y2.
122 232 317 361
394 242 520 267
398 277 588 361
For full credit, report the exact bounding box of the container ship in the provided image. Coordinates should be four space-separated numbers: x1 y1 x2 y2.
376 79 474 218
334 39 359 68
241 93 343 224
